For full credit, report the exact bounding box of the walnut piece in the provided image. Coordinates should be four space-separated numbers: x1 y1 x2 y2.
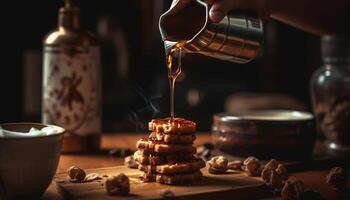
261 167 272 183
208 167 227 174
262 159 288 184
68 166 86 183
227 160 242 170
262 159 279 183
105 173 130 195
276 164 288 180
265 159 279 170
208 156 228 174
281 179 304 200
243 156 261 176
124 155 138 169
326 166 348 190
268 170 284 189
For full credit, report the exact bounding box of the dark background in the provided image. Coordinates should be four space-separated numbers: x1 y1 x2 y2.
0 0 321 132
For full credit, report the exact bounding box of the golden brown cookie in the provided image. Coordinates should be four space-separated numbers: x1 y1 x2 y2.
136 139 196 154
155 170 203 185
148 118 196 134
139 158 205 174
133 150 194 165
149 132 196 144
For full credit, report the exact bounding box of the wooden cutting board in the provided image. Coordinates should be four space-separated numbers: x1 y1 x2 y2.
54 166 269 200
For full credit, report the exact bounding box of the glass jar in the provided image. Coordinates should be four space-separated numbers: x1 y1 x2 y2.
310 35 350 151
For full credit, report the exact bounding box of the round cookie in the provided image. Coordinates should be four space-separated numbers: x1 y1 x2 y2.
148 118 196 134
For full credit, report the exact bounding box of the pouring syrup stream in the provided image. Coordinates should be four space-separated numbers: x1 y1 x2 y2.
166 40 186 121
140 40 187 183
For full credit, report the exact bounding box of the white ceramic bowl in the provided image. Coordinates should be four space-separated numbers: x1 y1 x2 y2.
0 123 65 199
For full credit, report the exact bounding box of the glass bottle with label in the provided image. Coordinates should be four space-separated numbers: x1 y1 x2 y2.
42 0 101 152
310 35 350 151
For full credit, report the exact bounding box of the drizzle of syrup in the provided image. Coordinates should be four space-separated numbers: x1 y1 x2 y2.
140 131 163 182
140 40 187 182
166 40 187 121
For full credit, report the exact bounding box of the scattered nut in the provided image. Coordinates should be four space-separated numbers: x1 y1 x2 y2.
105 173 130 195
84 173 102 182
326 166 348 190
160 189 175 198
262 167 273 183
124 155 138 169
281 179 304 200
243 156 261 176
208 156 228 174
276 164 288 180
261 159 279 181
262 159 287 183
208 167 227 174
227 160 242 170
265 159 279 170
208 156 228 169
268 170 284 189
68 166 86 183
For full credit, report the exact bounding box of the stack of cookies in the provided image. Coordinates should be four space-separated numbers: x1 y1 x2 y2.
134 117 205 185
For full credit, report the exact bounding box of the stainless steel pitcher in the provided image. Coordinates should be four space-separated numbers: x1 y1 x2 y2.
159 0 264 64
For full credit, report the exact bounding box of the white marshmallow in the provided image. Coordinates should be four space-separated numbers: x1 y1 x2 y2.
0 126 60 137
41 127 60 135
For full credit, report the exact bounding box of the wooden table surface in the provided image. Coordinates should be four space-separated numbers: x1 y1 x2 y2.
43 133 350 200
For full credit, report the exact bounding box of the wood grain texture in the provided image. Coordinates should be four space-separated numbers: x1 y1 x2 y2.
54 166 269 200
42 133 350 200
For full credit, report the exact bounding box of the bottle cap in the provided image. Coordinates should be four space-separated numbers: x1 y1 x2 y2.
59 0 80 29
321 35 350 63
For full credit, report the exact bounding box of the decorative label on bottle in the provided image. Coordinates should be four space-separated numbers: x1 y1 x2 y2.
42 46 101 136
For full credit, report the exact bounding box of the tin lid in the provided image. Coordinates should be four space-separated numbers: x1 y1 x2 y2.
213 110 314 123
